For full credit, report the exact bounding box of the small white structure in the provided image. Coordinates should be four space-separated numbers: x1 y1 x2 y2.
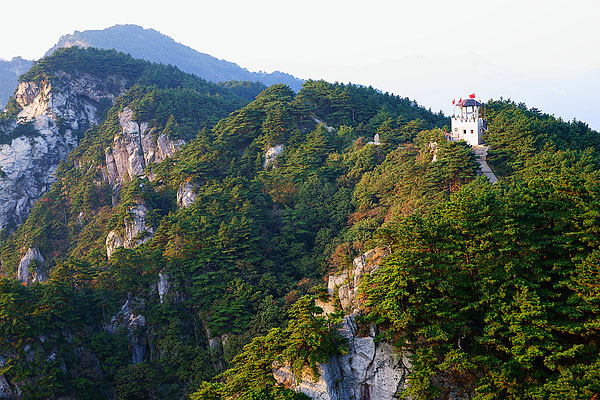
449 97 486 146
367 133 381 146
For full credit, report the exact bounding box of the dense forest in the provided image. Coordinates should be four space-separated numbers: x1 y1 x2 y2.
0 48 599 400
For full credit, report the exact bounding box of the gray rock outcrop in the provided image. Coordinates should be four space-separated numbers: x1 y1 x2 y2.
275 248 410 400
328 248 385 311
104 107 185 186
0 73 122 231
157 272 170 304
274 316 410 400
263 144 284 168
16 247 46 285
106 295 147 364
106 203 155 258
177 181 198 208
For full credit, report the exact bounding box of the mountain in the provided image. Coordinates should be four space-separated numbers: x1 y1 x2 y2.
0 47 263 232
1 46 600 400
0 57 33 108
47 24 304 91
0 46 452 399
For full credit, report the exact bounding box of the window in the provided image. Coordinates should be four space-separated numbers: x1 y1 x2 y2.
471 129 474 133
463 130 467 134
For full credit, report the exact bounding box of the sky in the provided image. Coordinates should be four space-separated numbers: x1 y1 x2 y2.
1 0 599 129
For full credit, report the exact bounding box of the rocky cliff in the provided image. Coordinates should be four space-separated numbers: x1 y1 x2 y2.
275 249 411 400
106 203 155 259
103 107 185 186
275 315 410 400
177 181 198 208
0 73 123 231
263 144 284 168
16 247 45 285
103 106 189 258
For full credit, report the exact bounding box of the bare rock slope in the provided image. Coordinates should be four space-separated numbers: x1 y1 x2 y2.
0 73 122 231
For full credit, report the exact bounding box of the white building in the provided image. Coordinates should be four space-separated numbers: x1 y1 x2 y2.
449 98 486 146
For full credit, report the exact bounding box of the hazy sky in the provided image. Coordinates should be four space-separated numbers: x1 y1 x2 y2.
1 0 599 128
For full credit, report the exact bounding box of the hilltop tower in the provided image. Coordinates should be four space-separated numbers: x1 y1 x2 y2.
449 95 485 146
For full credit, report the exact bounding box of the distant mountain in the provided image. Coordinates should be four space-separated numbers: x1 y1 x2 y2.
0 57 33 108
47 24 304 91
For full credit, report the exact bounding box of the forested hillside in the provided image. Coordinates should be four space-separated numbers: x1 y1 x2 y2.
0 49 453 399
0 48 599 400
0 47 263 232
195 100 600 399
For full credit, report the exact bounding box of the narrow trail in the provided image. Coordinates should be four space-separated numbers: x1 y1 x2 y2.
472 145 498 183
312 114 335 133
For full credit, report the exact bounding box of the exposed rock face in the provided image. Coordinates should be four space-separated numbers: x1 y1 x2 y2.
16 247 45 285
263 144 284 168
157 272 170 304
154 270 185 305
105 231 125 258
275 248 409 400
0 115 77 230
177 181 198 208
106 295 147 364
0 74 122 231
106 203 155 258
328 248 385 312
429 141 439 162
15 72 120 126
104 107 185 185
367 133 381 146
275 316 410 400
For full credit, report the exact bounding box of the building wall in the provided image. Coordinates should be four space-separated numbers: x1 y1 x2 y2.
451 117 484 146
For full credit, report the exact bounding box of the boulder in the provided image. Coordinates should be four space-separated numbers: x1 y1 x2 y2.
263 144 284 168
106 203 154 258
16 247 45 285
177 181 198 208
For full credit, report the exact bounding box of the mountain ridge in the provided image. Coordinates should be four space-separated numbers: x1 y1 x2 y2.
0 24 303 109
46 24 304 91
0 47 262 233
0 46 454 398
